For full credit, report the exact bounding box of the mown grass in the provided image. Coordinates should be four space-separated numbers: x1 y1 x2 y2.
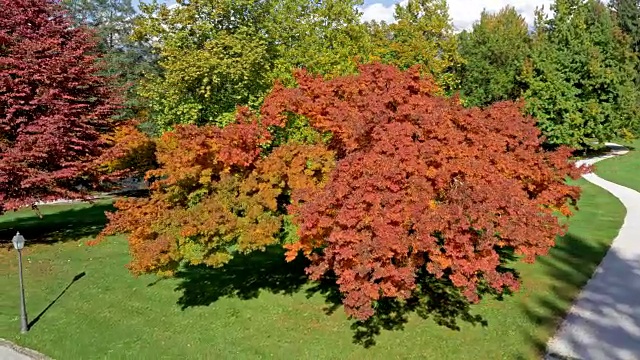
594 138 640 192
0 179 625 359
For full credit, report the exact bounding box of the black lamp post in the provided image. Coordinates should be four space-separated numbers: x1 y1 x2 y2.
12 231 28 334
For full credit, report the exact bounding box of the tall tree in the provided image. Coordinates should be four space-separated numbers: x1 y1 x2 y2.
269 0 371 82
610 0 640 53
610 0 640 88
63 0 157 123
458 6 531 107
63 0 136 50
0 0 120 213
525 0 639 149
368 0 463 92
133 0 369 131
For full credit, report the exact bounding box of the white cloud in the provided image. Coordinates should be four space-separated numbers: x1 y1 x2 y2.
361 0 554 30
361 0 408 23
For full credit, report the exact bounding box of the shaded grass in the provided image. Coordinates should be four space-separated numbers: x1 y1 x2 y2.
594 138 640 192
0 179 625 359
0 200 114 246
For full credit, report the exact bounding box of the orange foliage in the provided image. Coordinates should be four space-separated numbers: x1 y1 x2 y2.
96 123 157 182
102 64 585 322
99 109 335 275
262 63 584 320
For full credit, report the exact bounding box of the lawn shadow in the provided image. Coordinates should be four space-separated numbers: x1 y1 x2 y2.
521 232 640 358
174 246 491 348
0 202 114 247
173 246 310 307
28 272 86 330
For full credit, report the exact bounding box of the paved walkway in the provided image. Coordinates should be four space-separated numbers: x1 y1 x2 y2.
547 144 640 360
0 339 48 360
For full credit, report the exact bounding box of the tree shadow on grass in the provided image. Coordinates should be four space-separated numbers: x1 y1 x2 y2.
174 246 496 348
520 233 640 359
0 202 114 247
173 246 310 307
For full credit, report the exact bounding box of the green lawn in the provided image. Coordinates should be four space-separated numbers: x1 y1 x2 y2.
0 180 625 359
594 139 640 192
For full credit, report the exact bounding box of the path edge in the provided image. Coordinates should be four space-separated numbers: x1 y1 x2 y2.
0 338 51 359
545 142 631 359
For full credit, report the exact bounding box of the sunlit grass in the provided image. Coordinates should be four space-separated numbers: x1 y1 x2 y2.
0 179 624 359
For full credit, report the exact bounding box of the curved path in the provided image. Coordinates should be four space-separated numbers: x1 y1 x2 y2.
547 144 640 360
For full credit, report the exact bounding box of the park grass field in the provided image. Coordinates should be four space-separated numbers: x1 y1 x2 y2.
0 179 625 359
594 139 640 193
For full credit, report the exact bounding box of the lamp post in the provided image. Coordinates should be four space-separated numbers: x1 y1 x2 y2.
11 232 28 334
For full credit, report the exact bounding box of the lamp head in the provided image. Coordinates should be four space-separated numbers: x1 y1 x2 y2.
12 232 25 250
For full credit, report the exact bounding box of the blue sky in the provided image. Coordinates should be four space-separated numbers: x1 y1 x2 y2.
146 0 554 31
361 0 553 29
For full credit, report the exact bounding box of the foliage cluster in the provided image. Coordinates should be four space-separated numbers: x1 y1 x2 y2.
458 6 530 108
0 0 119 213
524 0 639 150
63 0 158 123
101 64 584 320
131 0 464 130
459 0 640 149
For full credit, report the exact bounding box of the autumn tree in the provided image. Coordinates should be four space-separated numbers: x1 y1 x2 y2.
458 6 531 107
99 109 335 274
525 0 640 149
103 64 583 322
0 0 120 213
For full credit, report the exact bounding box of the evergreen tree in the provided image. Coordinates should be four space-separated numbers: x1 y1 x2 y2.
63 0 157 123
610 0 640 87
611 0 640 53
63 0 136 50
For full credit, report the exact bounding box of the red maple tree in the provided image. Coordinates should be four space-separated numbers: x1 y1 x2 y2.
0 0 119 213
102 63 584 322
263 64 584 320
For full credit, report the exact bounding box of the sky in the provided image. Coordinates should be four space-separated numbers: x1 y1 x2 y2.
361 0 554 30
153 0 554 31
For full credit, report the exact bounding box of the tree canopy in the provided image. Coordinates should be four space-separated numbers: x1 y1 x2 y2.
0 0 120 213
101 64 584 321
368 0 463 92
133 0 369 130
524 0 639 149
458 6 530 107
62 0 158 123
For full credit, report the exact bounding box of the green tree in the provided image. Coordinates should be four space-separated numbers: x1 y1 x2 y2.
525 0 639 150
269 0 370 82
63 0 136 50
458 6 530 107
134 0 369 131
610 0 640 88
611 0 640 52
63 0 158 123
367 0 463 92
